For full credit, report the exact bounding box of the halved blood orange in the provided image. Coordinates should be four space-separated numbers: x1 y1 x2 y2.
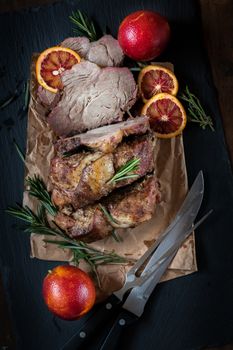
142 93 187 138
138 65 179 103
36 47 81 93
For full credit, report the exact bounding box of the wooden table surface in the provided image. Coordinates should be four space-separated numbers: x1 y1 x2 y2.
0 1 233 349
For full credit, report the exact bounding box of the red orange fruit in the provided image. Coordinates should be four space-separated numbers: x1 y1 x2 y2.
42 265 96 320
138 65 178 103
142 93 187 138
118 10 170 61
36 47 81 93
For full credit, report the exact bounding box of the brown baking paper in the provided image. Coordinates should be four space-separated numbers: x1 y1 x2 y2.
23 57 197 298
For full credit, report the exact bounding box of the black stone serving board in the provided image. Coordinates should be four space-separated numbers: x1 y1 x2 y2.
1 0 233 349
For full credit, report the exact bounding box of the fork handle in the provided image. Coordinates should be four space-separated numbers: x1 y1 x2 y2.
62 295 121 350
99 309 138 350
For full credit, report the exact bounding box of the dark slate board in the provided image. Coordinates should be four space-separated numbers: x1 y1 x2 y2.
1 0 233 349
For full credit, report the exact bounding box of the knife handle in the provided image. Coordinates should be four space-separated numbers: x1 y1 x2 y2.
99 309 138 350
62 294 121 350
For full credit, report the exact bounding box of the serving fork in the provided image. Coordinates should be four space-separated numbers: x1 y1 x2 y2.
62 171 212 350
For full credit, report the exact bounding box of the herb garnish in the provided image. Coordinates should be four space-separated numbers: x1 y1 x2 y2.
180 85 214 131
108 158 140 184
0 80 24 110
69 10 98 41
25 175 58 216
99 204 132 230
6 175 127 280
13 140 25 163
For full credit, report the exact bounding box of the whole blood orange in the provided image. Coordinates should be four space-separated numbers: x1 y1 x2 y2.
36 47 81 93
138 65 178 102
118 10 170 61
42 265 96 320
142 93 187 138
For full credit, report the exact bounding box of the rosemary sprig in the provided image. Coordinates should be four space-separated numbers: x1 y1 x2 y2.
180 86 214 131
111 229 123 243
7 202 128 273
69 10 97 41
6 204 49 229
46 240 126 265
108 158 140 184
0 80 24 110
130 61 148 72
99 204 131 229
99 204 119 225
25 175 58 216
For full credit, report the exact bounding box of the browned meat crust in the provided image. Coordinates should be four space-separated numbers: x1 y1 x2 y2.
54 175 160 242
54 116 150 155
50 133 155 209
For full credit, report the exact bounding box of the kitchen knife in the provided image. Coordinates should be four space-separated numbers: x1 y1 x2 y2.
61 171 207 350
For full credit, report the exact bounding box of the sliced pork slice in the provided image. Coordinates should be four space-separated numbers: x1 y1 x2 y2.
54 175 160 243
61 36 91 58
37 86 61 110
47 61 137 137
54 116 150 155
50 133 155 209
61 35 124 67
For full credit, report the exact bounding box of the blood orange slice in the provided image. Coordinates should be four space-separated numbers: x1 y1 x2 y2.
36 46 81 93
138 65 178 103
142 93 187 138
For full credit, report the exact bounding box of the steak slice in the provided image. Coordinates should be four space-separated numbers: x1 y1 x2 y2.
50 133 155 209
55 116 150 155
61 35 124 67
54 175 160 243
47 61 137 137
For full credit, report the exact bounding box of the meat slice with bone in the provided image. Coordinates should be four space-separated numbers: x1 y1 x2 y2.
50 132 155 209
47 61 137 137
54 116 150 155
61 35 124 67
54 175 160 243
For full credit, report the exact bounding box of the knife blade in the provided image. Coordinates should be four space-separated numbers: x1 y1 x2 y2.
61 171 206 350
98 210 212 350
122 210 212 317
114 170 204 301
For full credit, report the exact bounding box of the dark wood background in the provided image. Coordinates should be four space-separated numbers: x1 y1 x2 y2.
0 0 233 349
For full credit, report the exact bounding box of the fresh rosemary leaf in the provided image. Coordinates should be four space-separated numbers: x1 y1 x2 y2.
6 204 36 224
136 61 147 68
69 10 98 41
13 140 25 163
6 204 49 232
0 80 24 110
108 158 140 184
7 201 128 273
23 80 30 111
99 204 119 225
99 204 131 229
0 95 15 110
180 85 214 131
25 175 57 216
111 229 123 243
112 174 139 182
130 67 141 72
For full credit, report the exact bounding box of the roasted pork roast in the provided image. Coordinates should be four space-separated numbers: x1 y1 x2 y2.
47 61 137 137
54 116 150 155
61 35 124 67
54 175 160 242
50 131 155 209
